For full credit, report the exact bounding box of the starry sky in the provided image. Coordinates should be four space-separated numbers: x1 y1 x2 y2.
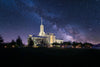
0 0 100 45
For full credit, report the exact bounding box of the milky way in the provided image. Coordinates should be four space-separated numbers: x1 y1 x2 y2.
0 0 100 44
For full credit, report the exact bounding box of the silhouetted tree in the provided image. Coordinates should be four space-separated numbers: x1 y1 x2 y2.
78 42 83 48
52 42 60 45
72 42 78 48
52 42 61 47
28 37 34 47
9 40 19 48
52 42 60 47
0 35 3 44
61 42 72 48
11 40 16 45
83 42 93 48
16 36 23 48
0 35 4 48
62 42 71 45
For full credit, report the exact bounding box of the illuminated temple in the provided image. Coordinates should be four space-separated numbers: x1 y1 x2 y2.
28 17 63 46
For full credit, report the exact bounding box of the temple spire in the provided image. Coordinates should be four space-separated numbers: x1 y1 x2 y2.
41 17 42 25
39 17 45 36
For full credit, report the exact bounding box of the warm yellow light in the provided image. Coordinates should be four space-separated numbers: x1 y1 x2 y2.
12 45 15 48
50 35 53 44
33 45 38 48
62 45 64 48
4 46 7 48
72 46 74 48
50 45 53 47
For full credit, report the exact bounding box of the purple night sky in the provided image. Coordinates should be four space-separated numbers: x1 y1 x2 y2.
0 0 100 45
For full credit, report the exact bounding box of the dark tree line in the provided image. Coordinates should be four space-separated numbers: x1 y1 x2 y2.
0 34 94 48
52 41 93 48
0 35 24 48
0 35 4 48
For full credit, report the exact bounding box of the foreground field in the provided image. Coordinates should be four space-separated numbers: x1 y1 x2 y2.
0 48 100 66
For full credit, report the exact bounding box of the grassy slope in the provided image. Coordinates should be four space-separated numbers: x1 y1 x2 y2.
0 48 100 65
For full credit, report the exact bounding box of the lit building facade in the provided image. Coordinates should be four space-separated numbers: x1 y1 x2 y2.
28 17 63 46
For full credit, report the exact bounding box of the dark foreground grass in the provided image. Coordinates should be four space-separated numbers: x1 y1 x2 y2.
0 48 100 66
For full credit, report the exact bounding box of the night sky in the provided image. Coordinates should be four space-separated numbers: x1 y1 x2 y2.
0 0 100 45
